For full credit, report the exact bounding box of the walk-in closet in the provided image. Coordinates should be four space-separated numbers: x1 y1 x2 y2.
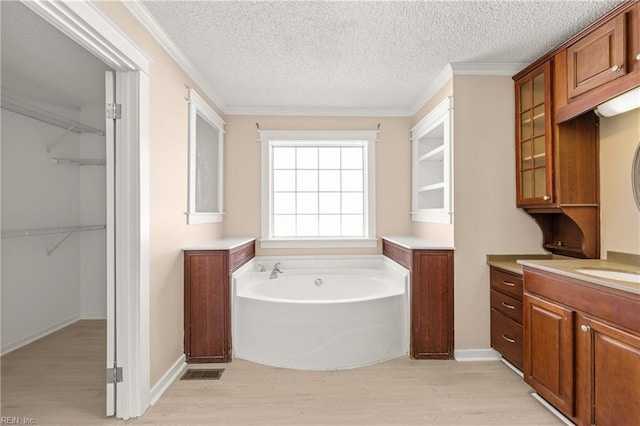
1 1 111 415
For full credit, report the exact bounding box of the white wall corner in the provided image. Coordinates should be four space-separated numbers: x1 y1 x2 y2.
454 348 502 362
149 354 187 406
123 0 227 112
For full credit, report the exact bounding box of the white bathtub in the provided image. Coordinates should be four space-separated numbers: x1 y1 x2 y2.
232 257 409 370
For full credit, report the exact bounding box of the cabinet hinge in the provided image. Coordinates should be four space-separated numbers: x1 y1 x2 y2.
107 366 123 384
106 103 122 120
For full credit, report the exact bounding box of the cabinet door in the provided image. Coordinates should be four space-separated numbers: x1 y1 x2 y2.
184 251 230 362
515 62 553 207
577 315 640 426
411 250 453 359
567 14 627 99
524 293 575 417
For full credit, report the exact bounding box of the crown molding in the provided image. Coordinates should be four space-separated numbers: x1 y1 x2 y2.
224 105 413 117
450 62 529 76
123 0 227 112
410 64 454 116
410 62 530 115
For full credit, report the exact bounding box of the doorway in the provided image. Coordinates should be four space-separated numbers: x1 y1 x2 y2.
1 0 150 419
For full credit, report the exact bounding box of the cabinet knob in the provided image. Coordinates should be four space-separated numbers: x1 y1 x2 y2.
610 64 622 72
580 324 591 332
543 195 550 200
636 53 640 61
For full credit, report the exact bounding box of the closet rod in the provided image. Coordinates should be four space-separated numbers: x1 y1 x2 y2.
53 158 106 166
1 94 105 136
1 225 106 240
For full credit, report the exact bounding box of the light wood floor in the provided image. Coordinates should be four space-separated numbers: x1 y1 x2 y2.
1 321 562 425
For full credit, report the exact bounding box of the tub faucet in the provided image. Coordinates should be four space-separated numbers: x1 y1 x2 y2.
269 263 283 279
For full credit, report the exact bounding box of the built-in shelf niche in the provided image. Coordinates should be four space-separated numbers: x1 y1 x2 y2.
411 97 453 223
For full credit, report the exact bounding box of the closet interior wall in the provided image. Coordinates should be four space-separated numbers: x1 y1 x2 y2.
1 1 109 355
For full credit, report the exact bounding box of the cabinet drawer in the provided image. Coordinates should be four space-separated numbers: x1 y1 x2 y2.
491 308 523 370
490 268 523 300
490 289 523 324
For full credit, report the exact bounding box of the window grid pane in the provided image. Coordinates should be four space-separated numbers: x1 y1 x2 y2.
271 143 366 238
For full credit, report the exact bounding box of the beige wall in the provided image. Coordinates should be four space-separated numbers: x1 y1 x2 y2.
224 115 413 256
413 76 544 352
599 108 640 257
94 2 225 386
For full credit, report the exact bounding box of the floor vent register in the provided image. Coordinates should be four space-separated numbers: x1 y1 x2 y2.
180 369 224 380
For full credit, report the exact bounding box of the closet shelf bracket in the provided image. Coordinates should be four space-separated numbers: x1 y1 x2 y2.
1 93 105 136
2 225 106 256
46 124 76 153
53 158 106 166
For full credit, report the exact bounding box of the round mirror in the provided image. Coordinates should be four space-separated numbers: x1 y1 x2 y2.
633 141 640 211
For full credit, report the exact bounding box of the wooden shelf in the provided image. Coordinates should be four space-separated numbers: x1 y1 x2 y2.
418 145 444 162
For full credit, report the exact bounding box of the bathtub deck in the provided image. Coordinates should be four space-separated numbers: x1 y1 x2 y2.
2 321 561 425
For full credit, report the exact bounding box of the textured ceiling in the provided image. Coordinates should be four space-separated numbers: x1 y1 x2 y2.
141 0 622 115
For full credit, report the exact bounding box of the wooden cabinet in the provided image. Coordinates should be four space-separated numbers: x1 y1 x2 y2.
382 239 454 359
184 240 255 363
515 62 553 207
576 314 640 426
489 267 524 370
566 14 627 100
553 1 640 122
514 62 600 258
523 293 575 417
523 266 640 425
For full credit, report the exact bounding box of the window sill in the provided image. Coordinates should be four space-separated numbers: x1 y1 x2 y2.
259 238 378 249
186 212 224 224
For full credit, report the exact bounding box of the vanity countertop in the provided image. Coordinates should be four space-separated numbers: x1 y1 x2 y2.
382 236 455 250
486 254 554 275
182 237 256 251
518 256 640 295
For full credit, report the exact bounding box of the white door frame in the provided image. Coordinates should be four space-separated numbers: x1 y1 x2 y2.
23 0 151 419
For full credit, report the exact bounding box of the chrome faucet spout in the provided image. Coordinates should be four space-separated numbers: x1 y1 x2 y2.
269 262 283 279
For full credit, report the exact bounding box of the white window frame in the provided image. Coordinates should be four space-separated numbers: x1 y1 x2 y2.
259 130 378 249
187 89 225 224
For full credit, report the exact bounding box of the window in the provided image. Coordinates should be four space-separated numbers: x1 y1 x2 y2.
187 89 225 224
259 130 378 248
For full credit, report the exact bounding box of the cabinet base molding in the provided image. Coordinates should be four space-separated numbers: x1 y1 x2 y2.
150 354 186 406
453 348 501 362
531 393 574 426
500 358 524 378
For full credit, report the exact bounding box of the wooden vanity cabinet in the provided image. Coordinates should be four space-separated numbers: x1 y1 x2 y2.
489 267 524 370
382 239 454 359
184 240 255 363
523 266 640 425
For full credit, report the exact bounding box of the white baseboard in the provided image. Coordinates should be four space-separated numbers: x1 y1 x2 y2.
80 313 107 320
1 314 79 356
454 348 502 362
150 354 187 406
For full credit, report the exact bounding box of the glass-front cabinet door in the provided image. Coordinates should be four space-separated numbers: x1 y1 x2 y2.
515 62 553 207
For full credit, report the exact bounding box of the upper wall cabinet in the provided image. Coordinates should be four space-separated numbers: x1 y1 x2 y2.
515 62 553 207
410 97 453 224
555 2 640 122
566 14 627 99
187 89 226 224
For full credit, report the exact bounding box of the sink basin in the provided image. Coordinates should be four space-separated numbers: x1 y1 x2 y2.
575 268 640 283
